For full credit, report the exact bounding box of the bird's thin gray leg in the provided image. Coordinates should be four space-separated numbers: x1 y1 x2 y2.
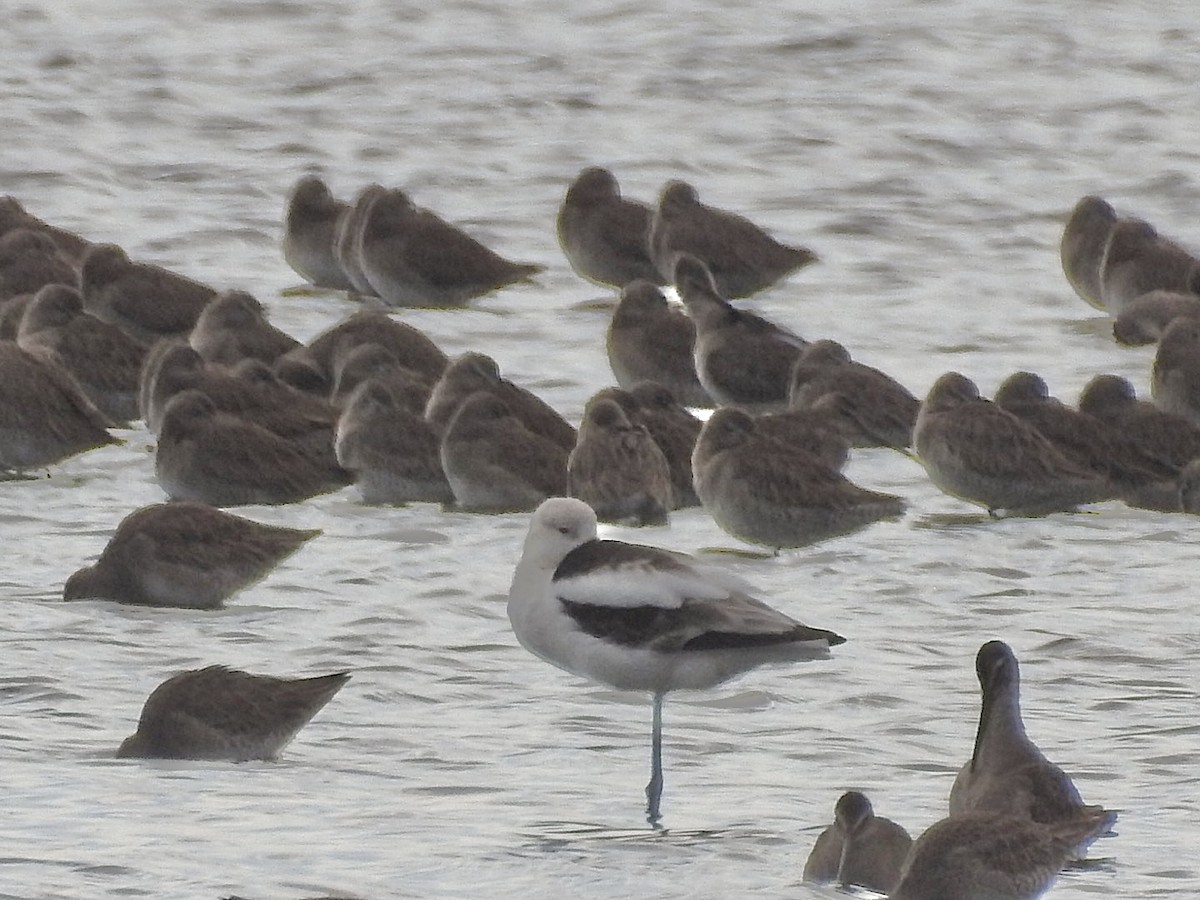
646 691 665 824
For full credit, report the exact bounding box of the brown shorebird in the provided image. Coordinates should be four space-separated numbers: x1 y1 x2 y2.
949 640 1117 857
803 790 912 894
556 166 665 288
674 254 807 412
17 283 146 425
1112 289 1200 346
890 810 1113 900
359 187 543 307
117 665 349 761
64 502 319 608
1059 195 1118 311
914 372 1115 515
189 290 300 367
439 391 567 512
693 408 905 551
606 279 712 408
0 342 119 473
788 339 919 449
567 395 673 526
335 378 452 506
425 351 575 451
282 175 355 291
78 243 217 343
649 180 816 298
155 389 351 506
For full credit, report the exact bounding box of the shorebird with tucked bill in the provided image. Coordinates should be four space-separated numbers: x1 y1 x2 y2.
507 497 844 823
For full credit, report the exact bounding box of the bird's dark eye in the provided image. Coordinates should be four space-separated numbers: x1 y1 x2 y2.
558 526 571 535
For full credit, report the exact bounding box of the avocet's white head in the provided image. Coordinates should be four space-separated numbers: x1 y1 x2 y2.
519 497 598 572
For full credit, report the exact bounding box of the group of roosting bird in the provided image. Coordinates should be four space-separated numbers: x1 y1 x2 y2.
4 168 1198 897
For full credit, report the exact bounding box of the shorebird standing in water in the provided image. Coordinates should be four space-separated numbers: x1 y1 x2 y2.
803 790 912 894
507 497 844 823
950 640 1116 857
117 665 349 761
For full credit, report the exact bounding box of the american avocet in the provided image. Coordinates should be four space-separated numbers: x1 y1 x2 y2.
507 497 844 822
949 641 1116 857
117 665 349 760
803 790 912 894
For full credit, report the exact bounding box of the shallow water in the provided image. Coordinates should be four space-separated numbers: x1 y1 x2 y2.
2 0 1199 897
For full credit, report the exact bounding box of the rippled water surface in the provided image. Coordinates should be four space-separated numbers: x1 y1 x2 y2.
3 1 1200 897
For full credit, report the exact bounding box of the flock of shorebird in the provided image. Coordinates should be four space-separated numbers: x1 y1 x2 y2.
3 173 1198 898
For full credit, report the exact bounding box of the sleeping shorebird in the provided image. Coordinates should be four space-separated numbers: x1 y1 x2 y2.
507 497 844 823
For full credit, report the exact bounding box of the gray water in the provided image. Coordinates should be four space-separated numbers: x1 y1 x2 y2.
2 1 1199 897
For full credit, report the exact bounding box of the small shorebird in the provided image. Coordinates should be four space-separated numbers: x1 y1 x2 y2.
0 342 119 473
0 194 91 262
117 665 349 761
606 279 712 408
567 395 673 526
556 167 665 288
675 254 807 413
648 180 816 298
78 243 217 344
1098 217 1200 315
17 283 146 425
425 351 576 452
440 391 568 513
332 183 385 296
293 309 448 386
949 641 1116 856
593 383 704 509
335 378 452 505
693 408 905 551
155 390 351 506
1112 289 1200 346
63 502 319 608
1151 315 1200 426
788 339 919 449
1079 373 1200 471
189 290 300 367
359 187 543 307
507 497 844 822
0 228 77 300
282 175 356 291
994 371 1179 511
890 810 1113 900
1059 195 1118 311
914 372 1114 515
802 790 912 894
